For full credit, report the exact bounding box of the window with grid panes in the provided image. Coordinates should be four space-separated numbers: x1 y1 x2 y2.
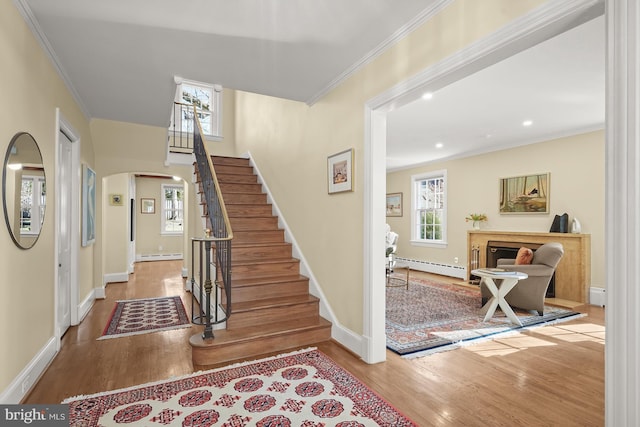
161 184 184 234
412 170 447 246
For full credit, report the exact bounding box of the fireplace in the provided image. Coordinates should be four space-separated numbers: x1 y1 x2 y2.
467 231 590 303
484 240 555 297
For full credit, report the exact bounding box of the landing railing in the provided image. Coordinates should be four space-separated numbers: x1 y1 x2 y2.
189 105 233 340
168 102 195 153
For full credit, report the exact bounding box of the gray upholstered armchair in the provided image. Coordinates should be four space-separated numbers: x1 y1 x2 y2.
480 242 564 315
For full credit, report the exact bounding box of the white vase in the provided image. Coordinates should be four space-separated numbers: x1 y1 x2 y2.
473 221 481 230
571 217 582 233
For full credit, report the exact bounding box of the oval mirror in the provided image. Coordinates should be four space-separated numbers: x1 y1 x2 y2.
2 132 46 249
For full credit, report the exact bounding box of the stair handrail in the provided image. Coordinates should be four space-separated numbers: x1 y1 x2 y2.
191 103 233 340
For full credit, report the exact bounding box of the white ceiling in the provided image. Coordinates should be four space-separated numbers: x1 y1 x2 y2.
20 0 438 126
18 1 604 171
386 15 605 170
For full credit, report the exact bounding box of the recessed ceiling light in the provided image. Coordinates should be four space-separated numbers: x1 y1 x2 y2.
422 92 433 100
522 120 533 127
435 142 444 149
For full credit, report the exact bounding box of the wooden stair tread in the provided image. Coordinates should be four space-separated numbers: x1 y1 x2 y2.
232 257 298 266
231 274 308 287
231 242 290 248
232 294 318 312
210 155 250 166
190 318 331 347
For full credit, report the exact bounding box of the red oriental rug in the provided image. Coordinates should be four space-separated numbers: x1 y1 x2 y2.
386 275 583 357
99 296 191 340
63 348 416 426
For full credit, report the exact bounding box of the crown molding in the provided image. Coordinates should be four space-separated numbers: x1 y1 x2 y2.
305 0 454 106
367 0 604 113
13 0 91 120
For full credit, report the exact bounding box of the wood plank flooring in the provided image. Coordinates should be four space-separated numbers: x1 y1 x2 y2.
24 261 604 426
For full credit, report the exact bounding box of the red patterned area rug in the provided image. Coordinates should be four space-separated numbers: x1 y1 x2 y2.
99 296 191 340
386 275 584 358
63 348 416 426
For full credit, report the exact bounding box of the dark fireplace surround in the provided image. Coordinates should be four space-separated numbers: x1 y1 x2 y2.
485 240 555 298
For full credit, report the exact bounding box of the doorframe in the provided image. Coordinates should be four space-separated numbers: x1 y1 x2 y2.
362 0 604 363
55 109 80 349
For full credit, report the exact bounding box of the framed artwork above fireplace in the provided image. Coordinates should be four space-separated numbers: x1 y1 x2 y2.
499 172 549 214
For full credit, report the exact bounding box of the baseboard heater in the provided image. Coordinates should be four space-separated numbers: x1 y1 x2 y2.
136 253 183 262
395 257 466 279
589 287 606 307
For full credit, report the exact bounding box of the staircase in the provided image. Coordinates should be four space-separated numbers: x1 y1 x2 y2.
190 156 332 365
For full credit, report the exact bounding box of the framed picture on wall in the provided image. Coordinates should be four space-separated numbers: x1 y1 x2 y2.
499 172 550 214
82 164 96 246
109 194 123 206
141 198 155 214
386 193 402 217
327 148 354 194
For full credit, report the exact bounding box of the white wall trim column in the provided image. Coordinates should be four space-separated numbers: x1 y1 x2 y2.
605 1 640 424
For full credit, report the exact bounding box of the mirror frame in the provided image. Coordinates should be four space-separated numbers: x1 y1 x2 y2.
2 132 46 250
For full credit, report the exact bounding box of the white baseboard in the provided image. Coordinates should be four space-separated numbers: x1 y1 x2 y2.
589 286 606 307
395 257 466 279
331 323 365 358
94 286 106 300
103 272 129 284
78 290 97 323
136 253 183 262
0 337 57 404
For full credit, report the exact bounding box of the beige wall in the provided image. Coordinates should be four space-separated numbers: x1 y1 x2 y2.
205 89 237 157
387 130 606 288
0 1 95 392
234 0 546 334
103 173 129 275
135 176 184 256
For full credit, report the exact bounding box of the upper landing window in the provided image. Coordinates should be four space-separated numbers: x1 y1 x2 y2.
174 77 222 140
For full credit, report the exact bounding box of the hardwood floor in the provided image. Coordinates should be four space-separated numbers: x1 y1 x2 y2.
24 261 604 426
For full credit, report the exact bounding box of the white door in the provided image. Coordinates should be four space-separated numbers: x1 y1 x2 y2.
57 129 72 336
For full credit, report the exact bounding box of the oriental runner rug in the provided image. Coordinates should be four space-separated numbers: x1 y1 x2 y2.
99 296 191 340
63 348 417 426
386 275 583 357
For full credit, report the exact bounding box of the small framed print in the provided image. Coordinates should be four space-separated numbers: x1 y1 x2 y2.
109 194 123 206
141 198 155 214
328 148 354 194
386 192 403 217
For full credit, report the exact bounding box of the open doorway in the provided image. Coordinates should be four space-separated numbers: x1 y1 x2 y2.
363 1 605 364
102 173 189 287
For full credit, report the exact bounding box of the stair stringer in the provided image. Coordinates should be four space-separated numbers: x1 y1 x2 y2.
240 151 365 358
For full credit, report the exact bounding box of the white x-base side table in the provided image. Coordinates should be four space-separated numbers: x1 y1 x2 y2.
471 269 528 326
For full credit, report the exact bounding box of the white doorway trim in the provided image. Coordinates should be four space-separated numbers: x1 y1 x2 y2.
55 109 80 350
605 0 640 423
362 0 604 363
